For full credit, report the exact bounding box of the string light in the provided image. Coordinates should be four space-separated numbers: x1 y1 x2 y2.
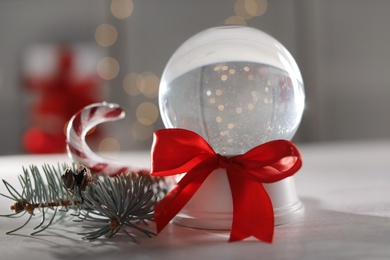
123 71 160 142
123 71 160 99
136 102 159 126
97 57 120 80
226 0 267 25
98 137 121 154
234 0 252 20
234 0 268 20
95 23 118 47
225 16 247 26
139 72 160 98
111 0 134 19
123 72 142 96
249 0 268 16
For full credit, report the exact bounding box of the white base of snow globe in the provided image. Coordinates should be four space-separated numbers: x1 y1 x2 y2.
172 168 304 230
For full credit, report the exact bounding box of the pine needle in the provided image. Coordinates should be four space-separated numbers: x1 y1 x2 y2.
0 163 169 242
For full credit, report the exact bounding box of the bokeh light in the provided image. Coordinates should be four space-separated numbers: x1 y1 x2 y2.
97 57 120 80
139 72 159 98
123 71 160 98
225 15 247 25
95 23 118 47
234 0 268 19
98 137 121 154
111 0 134 19
136 102 159 126
123 72 142 96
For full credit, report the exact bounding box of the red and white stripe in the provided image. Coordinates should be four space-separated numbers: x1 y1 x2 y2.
66 102 147 176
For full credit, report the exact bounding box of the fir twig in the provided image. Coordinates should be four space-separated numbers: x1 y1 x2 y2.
77 173 157 241
1 163 75 235
0 163 170 242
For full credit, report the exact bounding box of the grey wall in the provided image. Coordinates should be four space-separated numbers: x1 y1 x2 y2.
0 0 389 155
295 0 390 142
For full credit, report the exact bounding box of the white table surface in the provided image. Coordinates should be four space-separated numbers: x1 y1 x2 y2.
0 139 389 260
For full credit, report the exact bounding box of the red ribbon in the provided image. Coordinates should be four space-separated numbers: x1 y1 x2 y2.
151 128 302 243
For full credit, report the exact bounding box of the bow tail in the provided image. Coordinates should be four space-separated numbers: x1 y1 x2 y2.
227 172 274 243
154 161 217 233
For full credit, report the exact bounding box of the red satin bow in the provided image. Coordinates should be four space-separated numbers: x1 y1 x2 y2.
151 128 302 243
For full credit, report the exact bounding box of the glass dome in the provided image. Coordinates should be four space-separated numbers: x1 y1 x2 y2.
159 26 305 155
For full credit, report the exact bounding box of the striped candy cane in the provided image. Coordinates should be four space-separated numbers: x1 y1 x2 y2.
66 102 148 176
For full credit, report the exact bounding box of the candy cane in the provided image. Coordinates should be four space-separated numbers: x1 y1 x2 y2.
66 102 148 176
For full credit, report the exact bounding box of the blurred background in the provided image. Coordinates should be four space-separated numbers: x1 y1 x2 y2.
0 0 389 156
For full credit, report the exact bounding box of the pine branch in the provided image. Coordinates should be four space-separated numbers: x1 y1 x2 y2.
77 173 157 241
1 163 76 235
0 163 169 242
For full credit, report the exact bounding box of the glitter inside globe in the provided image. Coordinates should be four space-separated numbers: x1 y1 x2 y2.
159 26 305 155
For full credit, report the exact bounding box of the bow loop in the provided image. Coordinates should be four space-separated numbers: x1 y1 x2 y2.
151 129 216 176
233 140 302 183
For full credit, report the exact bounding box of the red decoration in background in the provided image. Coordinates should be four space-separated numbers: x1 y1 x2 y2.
23 45 103 154
151 129 302 243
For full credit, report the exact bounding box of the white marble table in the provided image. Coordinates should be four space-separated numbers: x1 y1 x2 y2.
0 139 389 260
